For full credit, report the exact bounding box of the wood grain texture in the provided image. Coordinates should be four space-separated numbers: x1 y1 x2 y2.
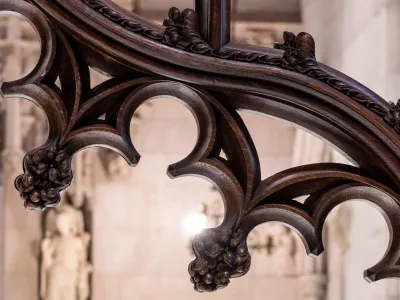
1 0 400 293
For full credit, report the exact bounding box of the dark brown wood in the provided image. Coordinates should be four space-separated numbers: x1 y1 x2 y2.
195 0 210 42
195 0 231 49
1 0 400 294
210 0 231 49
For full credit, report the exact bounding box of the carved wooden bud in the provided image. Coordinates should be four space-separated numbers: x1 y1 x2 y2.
25 200 38 211
168 7 180 22
230 237 239 247
235 254 248 265
48 168 60 181
194 260 204 273
223 251 234 264
30 190 41 203
196 282 206 292
181 8 199 32
203 273 213 284
193 274 202 283
283 31 296 43
36 162 47 173
236 264 247 273
22 174 35 187
46 187 58 198
295 32 316 57
47 146 57 159
32 149 45 164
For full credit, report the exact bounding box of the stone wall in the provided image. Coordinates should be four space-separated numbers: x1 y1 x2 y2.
92 99 302 300
0 16 42 300
302 0 399 101
299 1 400 300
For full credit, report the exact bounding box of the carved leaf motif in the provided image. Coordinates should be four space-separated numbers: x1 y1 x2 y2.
384 100 400 132
82 0 164 41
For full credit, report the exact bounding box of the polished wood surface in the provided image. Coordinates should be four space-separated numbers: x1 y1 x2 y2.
1 0 400 293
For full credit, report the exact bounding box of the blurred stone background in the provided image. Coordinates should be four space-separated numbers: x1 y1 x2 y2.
0 0 399 299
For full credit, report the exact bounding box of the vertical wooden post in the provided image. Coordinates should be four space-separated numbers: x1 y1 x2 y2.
195 0 209 43
195 0 231 50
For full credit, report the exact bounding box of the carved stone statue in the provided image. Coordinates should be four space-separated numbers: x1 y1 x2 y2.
41 210 91 300
45 201 85 236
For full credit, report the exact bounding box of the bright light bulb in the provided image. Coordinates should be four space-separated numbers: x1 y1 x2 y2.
183 213 207 236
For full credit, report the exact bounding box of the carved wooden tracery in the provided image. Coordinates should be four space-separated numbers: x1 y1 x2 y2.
1 0 400 293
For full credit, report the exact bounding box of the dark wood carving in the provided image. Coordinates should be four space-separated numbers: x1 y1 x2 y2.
15 146 72 210
385 100 400 133
77 0 393 129
81 0 164 42
1 0 400 294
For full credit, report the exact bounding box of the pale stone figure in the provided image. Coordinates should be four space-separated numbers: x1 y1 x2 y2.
45 201 85 236
41 211 92 300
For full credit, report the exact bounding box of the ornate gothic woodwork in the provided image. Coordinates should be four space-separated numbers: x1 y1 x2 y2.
1 0 400 294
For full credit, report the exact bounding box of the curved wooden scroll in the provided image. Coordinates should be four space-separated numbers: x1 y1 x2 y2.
1 0 400 293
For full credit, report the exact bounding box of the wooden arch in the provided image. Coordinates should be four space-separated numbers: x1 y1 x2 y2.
2 0 400 293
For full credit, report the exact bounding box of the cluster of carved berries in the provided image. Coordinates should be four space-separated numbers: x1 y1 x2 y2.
15 146 72 210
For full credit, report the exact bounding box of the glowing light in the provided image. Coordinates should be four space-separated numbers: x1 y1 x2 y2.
183 213 207 236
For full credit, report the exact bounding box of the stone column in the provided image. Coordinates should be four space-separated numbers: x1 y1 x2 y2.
1 17 23 300
1 16 41 299
291 131 329 300
300 1 399 300
387 280 400 300
300 272 327 300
